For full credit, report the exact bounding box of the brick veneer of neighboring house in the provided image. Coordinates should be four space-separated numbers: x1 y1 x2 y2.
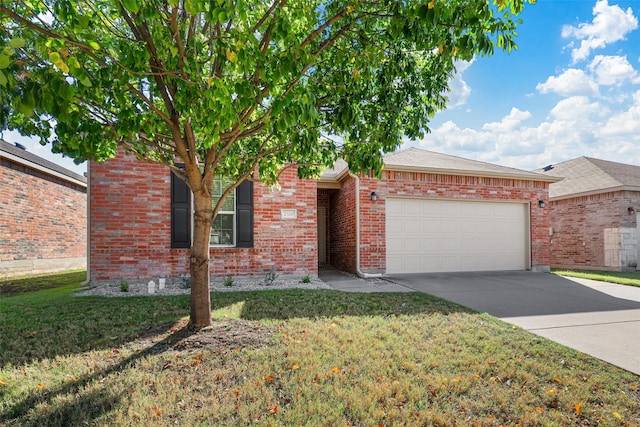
89 151 318 282
0 140 87 278
549 191 639 270
538 157 640 271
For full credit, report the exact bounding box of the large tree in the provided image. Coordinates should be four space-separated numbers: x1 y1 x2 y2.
0 0 533 326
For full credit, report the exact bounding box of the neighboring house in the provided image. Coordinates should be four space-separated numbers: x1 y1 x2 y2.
89 147 557 282
0 139 87 278
539 156 640 271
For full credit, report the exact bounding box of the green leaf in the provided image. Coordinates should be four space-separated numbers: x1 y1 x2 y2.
79 76 92 87
77 15 91 29
0 54 10 69
122 0 140 13
9 38 26 49
416 4 429 19
0 71 7 87
49 52 61 63
57 83 76 100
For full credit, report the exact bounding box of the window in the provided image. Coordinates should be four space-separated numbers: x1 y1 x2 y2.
211 176 235 246
170 169 253 249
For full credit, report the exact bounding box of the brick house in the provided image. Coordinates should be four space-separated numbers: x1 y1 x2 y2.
0 139 87 278
538 156 640 271
89 147 557 282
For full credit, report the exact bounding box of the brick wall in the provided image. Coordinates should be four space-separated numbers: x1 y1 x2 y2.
329 176 357 273
90 152 318 282
0 157 87 277
549 190 640 270
351 170 551 273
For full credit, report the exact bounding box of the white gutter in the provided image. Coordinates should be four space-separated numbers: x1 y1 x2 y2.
349 172 383 279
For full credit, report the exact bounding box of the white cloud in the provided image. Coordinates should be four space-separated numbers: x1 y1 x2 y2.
426 120 493 152
597 90 640 137
536 69 599 97
445 59 474 108
415 94 640 171
561 0 638 63
588 55 640 85
549 96 605 121
482 108 531 132
409 2 640 172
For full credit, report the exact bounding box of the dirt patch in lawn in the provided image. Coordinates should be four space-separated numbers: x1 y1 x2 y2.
130 318 274 355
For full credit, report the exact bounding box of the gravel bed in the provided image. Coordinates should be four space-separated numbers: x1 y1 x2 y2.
74 276 331 297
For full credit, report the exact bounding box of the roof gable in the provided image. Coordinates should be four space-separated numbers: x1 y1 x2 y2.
537 156 640 199
0 139 86 186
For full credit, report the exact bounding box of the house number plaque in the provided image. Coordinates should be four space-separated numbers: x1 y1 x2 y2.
281 209 298 219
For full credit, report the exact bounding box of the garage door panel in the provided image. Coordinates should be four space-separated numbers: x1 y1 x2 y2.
423 220 443 233
501 221 524 235
402 219 421 233
402 238 421 252
421 256 443 270
441 256 460 270
386 198 527 274
387 219 404 234
439 238 458 252
403 200 423 214
440 204 458 216
386 237 404 252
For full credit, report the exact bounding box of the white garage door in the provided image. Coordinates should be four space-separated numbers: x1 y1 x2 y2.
386 198 528 274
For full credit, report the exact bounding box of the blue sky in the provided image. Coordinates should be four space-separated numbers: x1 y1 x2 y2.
408 0 640 171
4 0 640 175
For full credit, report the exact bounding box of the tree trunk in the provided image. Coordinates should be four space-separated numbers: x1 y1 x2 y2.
189 190 214 327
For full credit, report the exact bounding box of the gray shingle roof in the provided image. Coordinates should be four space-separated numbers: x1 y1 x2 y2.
536 156 640 199
319 158 349 180
0 139 87 186
321 147 558 182
382 147 557 181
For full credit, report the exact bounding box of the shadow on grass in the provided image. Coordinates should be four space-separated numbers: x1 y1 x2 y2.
210 288 470 320
0 293 191 370
2 289 467 369
0 325 199 426
0 271 86 297
1 289 468 425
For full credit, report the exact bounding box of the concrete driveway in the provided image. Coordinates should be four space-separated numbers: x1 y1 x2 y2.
385 271 640 375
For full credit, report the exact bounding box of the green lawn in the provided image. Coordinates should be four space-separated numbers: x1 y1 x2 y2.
0 271 638 426
554 269 640 288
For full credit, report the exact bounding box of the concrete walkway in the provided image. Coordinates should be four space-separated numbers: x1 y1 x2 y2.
321 269 640 376
318 268 413 293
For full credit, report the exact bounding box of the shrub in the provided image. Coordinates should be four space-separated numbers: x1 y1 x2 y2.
119 280 129 292
181 276 191 289
264 267 278 286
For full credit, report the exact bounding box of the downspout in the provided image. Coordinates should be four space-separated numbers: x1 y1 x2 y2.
349 172 383 278
82 166 91 285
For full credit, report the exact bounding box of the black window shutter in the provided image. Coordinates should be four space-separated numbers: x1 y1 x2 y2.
236 180 254 248
171 168 191 248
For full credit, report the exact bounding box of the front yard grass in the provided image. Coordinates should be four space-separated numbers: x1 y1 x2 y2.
0 270 86 297
554 269 640 288
0 272 638 426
